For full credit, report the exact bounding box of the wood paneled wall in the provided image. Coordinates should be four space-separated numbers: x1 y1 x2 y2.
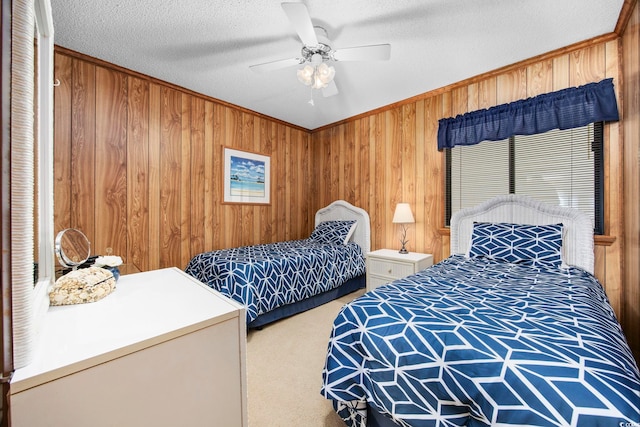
622 1 640 360
53 31 638 359
53 50 313 271
310 38 628 330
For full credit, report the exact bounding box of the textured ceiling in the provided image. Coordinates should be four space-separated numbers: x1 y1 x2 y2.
50 0 624 130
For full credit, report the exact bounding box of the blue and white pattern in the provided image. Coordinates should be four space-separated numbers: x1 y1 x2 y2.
321 255 640 427
469 222 564 267
185 239 365 324
310 220 357 245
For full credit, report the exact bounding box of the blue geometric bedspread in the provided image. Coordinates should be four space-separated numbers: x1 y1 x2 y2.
185 239 365 324
321 255 640 426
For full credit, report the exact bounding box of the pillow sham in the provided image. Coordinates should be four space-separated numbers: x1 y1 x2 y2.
309 220 357 245
468 222 563 267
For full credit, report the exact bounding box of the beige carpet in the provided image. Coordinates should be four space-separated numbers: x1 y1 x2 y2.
246 288 365 427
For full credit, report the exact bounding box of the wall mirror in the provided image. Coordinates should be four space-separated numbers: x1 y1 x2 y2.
34 0 55 286
55 229 91 269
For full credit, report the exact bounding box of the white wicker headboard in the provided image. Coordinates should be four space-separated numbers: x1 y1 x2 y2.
315 200 371 254
450 195 594 274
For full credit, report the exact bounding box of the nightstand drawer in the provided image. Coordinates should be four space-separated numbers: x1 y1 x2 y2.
368 259 415 279
367 275 393 290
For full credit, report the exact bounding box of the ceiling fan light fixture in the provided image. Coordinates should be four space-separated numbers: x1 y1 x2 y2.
297 64 315 84
317 62 335 80
297 62 335 89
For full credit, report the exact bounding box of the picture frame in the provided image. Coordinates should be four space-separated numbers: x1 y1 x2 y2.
223 147 271 205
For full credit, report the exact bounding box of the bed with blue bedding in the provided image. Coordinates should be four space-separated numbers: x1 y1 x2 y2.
185 200 370 328
321 195 640 426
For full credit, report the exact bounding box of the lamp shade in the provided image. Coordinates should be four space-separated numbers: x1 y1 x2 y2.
392 203 415 224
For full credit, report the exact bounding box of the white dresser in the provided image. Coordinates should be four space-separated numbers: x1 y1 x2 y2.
366 249 433 292
10 267 247 427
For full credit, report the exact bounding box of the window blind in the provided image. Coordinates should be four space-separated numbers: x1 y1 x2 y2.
446 123 602 233
514 126 595 222
449 139 509 213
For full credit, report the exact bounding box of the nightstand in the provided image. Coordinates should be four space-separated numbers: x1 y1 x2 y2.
366 249 433 292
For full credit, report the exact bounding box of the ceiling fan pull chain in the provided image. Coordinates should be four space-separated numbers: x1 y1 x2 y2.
308 86 315 106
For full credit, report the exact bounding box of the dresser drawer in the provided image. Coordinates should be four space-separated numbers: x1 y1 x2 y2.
368 258 415 279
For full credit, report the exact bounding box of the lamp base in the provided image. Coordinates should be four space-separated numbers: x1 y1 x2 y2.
398 224 410 254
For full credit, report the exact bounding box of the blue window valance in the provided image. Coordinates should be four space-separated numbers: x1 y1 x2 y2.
437 78 619 150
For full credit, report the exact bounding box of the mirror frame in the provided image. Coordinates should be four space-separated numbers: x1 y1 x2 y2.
10 0 54 368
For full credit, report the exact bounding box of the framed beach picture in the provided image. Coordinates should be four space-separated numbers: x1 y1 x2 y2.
223 147 271 204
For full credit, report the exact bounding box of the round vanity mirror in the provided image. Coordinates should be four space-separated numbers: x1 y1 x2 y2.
55 228 91 269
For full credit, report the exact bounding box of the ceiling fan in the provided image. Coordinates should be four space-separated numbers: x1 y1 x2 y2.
249 2 391 99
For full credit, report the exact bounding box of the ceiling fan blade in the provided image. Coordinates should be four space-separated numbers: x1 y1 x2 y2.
333 44 391 62
250 57 302 73
322 80 338 97
281 2 318 47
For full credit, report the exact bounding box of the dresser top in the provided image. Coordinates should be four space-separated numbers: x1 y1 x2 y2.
11 267 243 393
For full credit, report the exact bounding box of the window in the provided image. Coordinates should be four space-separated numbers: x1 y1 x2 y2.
445 122 604 234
